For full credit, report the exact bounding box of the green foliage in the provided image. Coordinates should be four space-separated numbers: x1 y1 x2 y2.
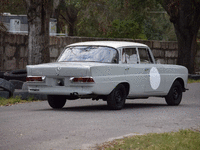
65 0 81 8
143 1 176 41
27 96 35 101
1 0 177 41
0 96 21 106
76 0 175 40
106 19 146 39
0 0 26 14
0 96 38 106
188 78 200 83
77 0 149 38
144 14 176 41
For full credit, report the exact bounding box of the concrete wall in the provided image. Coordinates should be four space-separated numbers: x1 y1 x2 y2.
0 32 200 72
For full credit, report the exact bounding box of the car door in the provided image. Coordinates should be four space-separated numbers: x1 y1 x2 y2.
122 47 147 97
137 47 166 95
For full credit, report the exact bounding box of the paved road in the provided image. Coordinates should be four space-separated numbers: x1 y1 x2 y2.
0 83 200 150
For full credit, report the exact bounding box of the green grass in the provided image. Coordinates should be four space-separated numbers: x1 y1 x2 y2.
96 129 200 150
0 96 39 106
188 78 200 83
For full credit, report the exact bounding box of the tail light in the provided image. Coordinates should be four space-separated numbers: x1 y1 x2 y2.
70 77 94 83
26 76 45 82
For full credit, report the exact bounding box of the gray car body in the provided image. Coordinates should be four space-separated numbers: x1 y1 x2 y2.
26 41 188 99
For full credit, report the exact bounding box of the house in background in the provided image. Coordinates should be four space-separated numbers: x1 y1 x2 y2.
0 13 58 35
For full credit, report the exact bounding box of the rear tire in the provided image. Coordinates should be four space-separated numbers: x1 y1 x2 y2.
165 80 182 106
107 84 127 110
0 78 15 97
47 95 66 109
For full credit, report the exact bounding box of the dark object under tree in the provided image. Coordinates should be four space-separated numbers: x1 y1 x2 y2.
0 78 15 97
4 69 27 82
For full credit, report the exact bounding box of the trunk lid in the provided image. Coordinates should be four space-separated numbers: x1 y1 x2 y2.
27 62 94 77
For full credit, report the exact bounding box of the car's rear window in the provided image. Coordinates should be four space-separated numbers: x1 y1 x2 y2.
58 46 118 63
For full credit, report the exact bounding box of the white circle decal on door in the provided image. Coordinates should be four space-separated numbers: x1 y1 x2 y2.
150 67 161 90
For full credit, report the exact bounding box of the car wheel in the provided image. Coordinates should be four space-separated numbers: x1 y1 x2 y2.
107 84 127 110
47 95 66 109
165 80 182 106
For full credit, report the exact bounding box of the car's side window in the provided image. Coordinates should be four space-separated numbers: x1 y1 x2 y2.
122 48 138 64
138 48 153 64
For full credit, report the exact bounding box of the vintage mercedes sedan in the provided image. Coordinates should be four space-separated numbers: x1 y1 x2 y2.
26 41 188 110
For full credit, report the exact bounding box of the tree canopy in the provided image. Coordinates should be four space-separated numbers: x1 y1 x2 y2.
76 0 170 39
53 0 175 40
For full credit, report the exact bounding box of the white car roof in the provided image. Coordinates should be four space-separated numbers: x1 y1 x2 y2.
67 41 148 49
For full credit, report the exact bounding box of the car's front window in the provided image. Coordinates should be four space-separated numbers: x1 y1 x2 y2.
58 46 118 63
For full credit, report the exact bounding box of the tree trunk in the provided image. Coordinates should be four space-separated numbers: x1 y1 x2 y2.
175 25 198 74
161 0 200 74
174 0 199 74
26 0 51 65
65 5 78 36
68 21 75 36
